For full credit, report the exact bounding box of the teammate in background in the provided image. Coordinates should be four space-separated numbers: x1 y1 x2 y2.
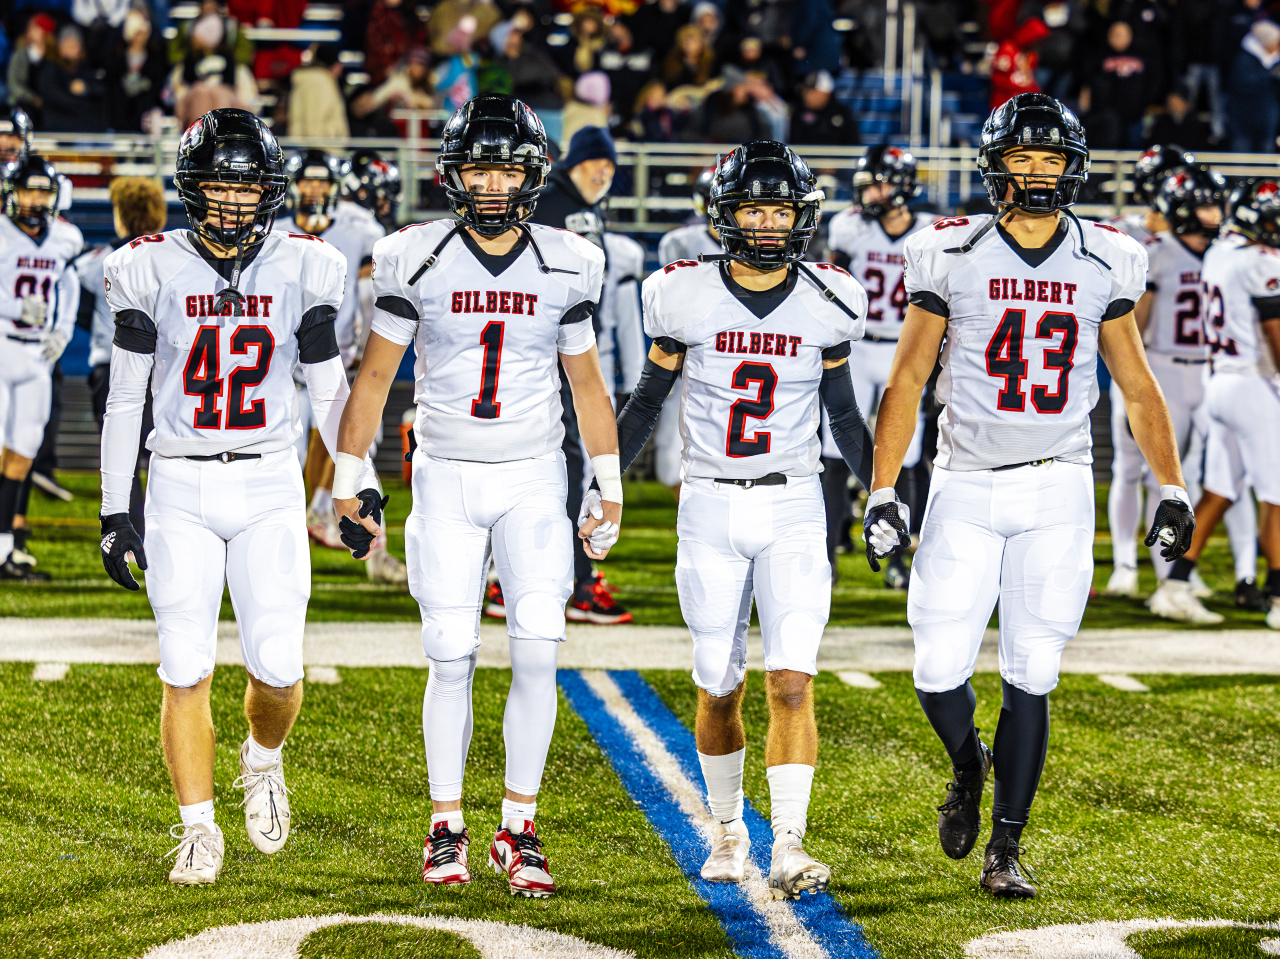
1156 179 1280 630
826 146 938 587
866 94 1191 898
612 141 873 900
0 154 81 581
331 96 620 897
598 231 647 407
78 177 168 539
272 149 406 585
0 106 32 167
98 109 378 885
342 149 403 234
1106 144 1194 243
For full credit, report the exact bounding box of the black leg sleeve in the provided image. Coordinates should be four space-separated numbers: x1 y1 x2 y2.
560 374 593 588
0 476 23 535
15 476 32 518
820 456 852 574
917 683 983 774
991 679 1050 829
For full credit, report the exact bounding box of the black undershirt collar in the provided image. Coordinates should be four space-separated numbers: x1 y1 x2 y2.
719 261 798 319
459 227 530 278
1172 232 1206 261
996 217 1069 268
189 231 266 281
876 213 915 243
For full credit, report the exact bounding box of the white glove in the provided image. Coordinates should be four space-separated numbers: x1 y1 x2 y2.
41 329 70 363
21 294 47 330
577 487 620 553
863 487 911 557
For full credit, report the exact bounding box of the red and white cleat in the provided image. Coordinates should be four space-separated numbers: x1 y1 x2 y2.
423 821 471 885
489 820 556 898
306 509 345 550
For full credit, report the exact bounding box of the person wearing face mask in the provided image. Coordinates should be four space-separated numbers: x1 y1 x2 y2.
106 6 169 132
7 14 55 125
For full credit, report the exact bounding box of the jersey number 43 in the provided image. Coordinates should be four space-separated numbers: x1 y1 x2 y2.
985 308 1078 413
184 326 275 430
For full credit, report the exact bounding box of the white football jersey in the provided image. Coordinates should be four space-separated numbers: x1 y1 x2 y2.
274 202 384 364
826 209 938 340
658 222 721 267
0 214 83 341
1105 211 1153 243
599 232 646 393
77 241 119 368
1142 232 1207 358
905 214 1147 470
104 230 348 456
370 220 604 462
1200 231 1280 376
643 258 867 480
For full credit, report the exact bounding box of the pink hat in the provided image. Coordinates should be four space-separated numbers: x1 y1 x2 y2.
574 71 611 107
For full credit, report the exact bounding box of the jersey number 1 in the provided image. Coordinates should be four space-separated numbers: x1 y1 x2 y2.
184 326 275 430
471 321 504 419
726 362 777 456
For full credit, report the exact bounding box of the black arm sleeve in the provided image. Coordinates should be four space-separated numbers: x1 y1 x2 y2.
561 299 596 325
819 362 874 490
375 294 419 321
296 304 340 363
617 357 680 474
1253 295 1280 321
1101 297 1136 321
113 309 157 354
77 289 96 332
909 290 950 318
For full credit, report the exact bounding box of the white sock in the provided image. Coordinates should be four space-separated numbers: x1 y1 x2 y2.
698 748 745 823
179 800 215 827
501 797 537 831
0 532 12 561
310 487 332 515
431 810 465 833
1226 496 1259 581
766 764 815 841
246 735 282 769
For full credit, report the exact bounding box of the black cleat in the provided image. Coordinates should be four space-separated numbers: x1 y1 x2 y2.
979 835 1037 899
937 739 993 860
884 554 909 590
1236 577 1268 612
0 556 49 582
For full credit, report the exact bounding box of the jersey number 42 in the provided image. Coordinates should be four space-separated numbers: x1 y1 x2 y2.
184 326 275 430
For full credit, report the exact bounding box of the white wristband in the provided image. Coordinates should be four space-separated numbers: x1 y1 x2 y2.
1161 484 1192 508
592 453 624 504
332 452 364 500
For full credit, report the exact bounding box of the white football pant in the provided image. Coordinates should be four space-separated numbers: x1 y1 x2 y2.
675 475 830 697
653 391 682 487
0 338 52 458
144 449 310 689
909 461 1094 697
1204 372 1280 506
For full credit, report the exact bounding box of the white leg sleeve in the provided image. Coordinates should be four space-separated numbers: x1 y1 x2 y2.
1226 494 1259 582
503 638 560 796
1108 381 1144 570
423 651 478 803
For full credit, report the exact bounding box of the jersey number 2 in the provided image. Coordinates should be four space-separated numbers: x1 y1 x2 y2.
184 326 275 430
471 321 504 419
726 362 777 456
985 308 1078 414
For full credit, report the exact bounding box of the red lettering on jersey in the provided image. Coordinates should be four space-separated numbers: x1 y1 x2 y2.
486 291 499 312
1009 279 1020 300
716 331 728 351
662 259 698 273
1063 283 1076 305
452 292 464 313
525 294 537 316
774 331 786 354
1037 281 1049 302
788 335 802 357
933 217 970 230
1093 222 1122 233
260 295 272 317
989 279 1001 300
128 234 164 250
813 261 853 275
463 291 472 312
247 295 258 317
186 295 198 317
499 291 511 313
1050 282 1062 303
762 333 773 353
737 332 748 353
747 333 759 353
1023 279 1036 301
474 290 482 312
512 292 524 314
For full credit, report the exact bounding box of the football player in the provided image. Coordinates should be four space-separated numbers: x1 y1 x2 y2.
609 140 873 900
866 94 1192 898
1155 179 1280 630
98 109 378 885
342 148 403 234
826 146 938 587
0 105 32 168
0 154 82 581
331 95 620 898
1106 144 1194 243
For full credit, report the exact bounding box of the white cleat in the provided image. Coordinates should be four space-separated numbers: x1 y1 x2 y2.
1267 597 1280 631
306 509 346 549
1147 579 1224 625
1189 568 1213 599
701 819 750 882
167 822 224 885
367 545 408 585
234 740 291 854
1104 565 1139 597
768 830 830 900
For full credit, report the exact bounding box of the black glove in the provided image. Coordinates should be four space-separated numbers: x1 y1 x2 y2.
862 489 912 573
338 488 389 559
1144 494 1195 560
100 512 147 590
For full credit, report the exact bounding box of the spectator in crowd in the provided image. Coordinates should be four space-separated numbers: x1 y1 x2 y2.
1227 19 1280 152
688 65 780 142
1027 0 1085 100
73 0 132 70
690 2 725 58
1170 0 1223 140
1079 20 1154 149
662 22 716 88
599 18 652 125
1145 85 1213 151
488 20 564 110
716 43 789 140
357 45 434 115
728 34 786 97
168 1 254 71
564 70 612 145
106 5 168 132
989 16 1048 110
628 78 679 140
626 0 689 56
429 0 501 58
38 24 107 132
364 0 427 86
789 69 859 145
168 13 260 128
791 0 842 78
431 18 479 111
554 8 608 78
289 44 350 138
8 13 55 123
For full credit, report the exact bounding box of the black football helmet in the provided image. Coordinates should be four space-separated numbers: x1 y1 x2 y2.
436 94 550 237
1226 178 1280 248
1132 144 1195 207
0 106 33 171
175 108 288 250
284 148 342 222
691 163 716 218
852 145 920 219
707 140 823 269
977 93 1089 213
342 148 403 228
1154 165 1226 238
3 154 60 231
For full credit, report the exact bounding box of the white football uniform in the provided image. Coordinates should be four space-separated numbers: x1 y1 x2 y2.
598 232 646 396
655 223 722 486
100 229 367 689
0 215 82 458
1199 231 1280 503
1105 211 1154 244
77 242 118 369
904 214 1147 695
642 257 867 695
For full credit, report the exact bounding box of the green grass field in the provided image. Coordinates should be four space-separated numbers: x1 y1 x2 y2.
0 471 1272 629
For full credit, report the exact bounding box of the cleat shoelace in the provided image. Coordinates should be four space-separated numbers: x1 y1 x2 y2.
232 768 291 808
166 823 217 865
427 825 469 868
988 839 1037 883
510 830 548 872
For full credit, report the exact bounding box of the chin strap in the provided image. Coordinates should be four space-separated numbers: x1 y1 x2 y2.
211 241 248 317
407 222 465 285
795 261 861 322
944 204 1112 270
1063 208 1112 270
521 224 579 275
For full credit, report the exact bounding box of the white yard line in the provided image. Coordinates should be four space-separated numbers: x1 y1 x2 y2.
1096 674 1151 693
579 669 823 959
305 666 341 685
835 671 882 689
31 662 69 681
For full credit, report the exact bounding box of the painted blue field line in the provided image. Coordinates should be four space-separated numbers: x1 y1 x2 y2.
557 669 786 959
609 670 881 959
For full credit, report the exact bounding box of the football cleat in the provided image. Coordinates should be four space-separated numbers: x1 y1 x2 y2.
1236 577 1268 612
1189 568 1213 599
233 740 291 854
423 821 471 885
30 471 73 502
167 821 224 885
12 528 37 567
483 581 507 619
701 819 750 882
367 545 409 585
490 820 556 897
593 569 619 594
768 830 830 900
1104 565 1139 597
0 555 48 582
937 739 993 860
1147 579 1223 624
883 554 909 590
566 579 633 624
1267 596 1280 631
306 509 345 549
979 835 1036 899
